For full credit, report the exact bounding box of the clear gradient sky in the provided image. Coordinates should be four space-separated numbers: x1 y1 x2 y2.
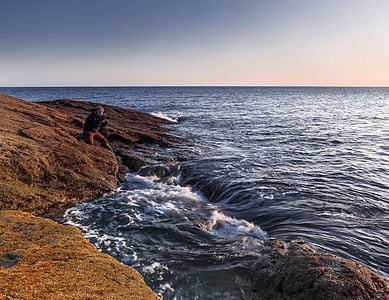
1 0 389 86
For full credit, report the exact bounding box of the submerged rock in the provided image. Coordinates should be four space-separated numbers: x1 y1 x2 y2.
250 240 389 299
0 210 159 299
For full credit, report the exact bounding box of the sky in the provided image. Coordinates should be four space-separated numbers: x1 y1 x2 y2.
1 0 389 87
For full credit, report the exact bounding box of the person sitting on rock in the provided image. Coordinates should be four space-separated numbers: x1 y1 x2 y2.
83 106 113 152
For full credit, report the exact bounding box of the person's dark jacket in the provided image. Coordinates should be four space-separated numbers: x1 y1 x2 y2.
83 107 108 134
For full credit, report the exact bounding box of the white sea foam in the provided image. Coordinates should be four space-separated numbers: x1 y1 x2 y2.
143 262 169 274
199 209 268 240
123 171 269 241
63 168 268 263
151 112 184 123
62 167 269 299
156 283 174 299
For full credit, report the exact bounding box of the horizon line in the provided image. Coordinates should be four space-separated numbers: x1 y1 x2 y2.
1 85 389 88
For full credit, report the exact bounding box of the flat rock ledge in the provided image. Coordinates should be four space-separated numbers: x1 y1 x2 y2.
0 210 158 299
250 240 389 300
0 93 186 214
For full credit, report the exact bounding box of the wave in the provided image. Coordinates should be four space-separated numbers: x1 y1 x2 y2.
61 163 268 298
124 168 268 240
151 112 185 123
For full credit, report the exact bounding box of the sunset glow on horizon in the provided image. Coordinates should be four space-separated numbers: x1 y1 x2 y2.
1 0 389 87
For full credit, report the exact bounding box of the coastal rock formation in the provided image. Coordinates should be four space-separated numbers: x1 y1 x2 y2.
0 93 185 214
250 240 389 299
40 98 187 180
0 93 184 298
0 210 159 299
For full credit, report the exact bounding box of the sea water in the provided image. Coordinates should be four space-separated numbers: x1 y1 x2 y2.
2 86 389 299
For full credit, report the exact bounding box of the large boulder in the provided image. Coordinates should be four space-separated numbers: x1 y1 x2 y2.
250 240 389 299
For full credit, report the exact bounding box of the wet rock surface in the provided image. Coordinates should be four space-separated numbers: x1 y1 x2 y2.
250 240 389 299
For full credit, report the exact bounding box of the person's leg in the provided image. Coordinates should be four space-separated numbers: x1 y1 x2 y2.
84 131 94 145
94 132 113 152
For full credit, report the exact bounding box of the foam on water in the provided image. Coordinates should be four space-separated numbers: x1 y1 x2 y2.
151 112 185 123
62 164 268 298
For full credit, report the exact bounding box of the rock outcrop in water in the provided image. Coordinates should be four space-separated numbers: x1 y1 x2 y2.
250 240 389 299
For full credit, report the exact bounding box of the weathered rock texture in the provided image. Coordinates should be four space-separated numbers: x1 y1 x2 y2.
0 93 185 299
250 240 389 300
0 210 159 299
39 98 187 180
0 93 185 214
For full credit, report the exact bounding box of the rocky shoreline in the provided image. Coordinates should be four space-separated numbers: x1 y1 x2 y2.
0 93 185 299
0 93 388 299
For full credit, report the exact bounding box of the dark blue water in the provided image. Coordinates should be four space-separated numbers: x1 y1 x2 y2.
2 86 389 299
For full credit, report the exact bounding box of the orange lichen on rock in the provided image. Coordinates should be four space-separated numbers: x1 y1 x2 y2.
0 210 160 299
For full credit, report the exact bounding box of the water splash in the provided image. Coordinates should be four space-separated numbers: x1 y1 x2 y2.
151 112 185 123
62 164 268 299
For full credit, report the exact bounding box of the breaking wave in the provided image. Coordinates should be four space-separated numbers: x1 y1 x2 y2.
62 163 268 299
151 112 185 123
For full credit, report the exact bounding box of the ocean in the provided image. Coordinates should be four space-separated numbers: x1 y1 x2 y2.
2 86 389 299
